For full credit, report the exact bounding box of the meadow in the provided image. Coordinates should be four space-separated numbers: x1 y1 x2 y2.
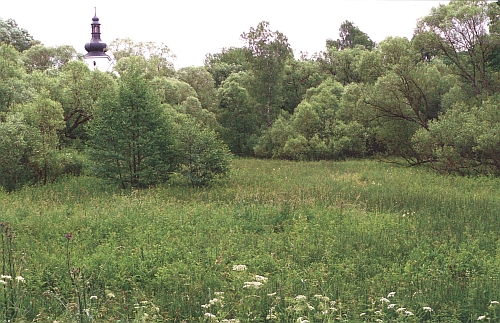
1 158 500 322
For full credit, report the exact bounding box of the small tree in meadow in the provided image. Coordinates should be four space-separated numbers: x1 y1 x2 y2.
88 59 178 188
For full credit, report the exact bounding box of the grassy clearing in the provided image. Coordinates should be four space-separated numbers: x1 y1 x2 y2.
1 158 500 322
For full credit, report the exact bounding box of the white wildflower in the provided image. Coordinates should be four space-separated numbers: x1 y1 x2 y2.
375 310 382 315
255 275 268 282
267 306 277 320
478 315 486 321
380 297 390 303
294 295 307 301
266 313 277 320
1 275 12 280
201 304 210 309
243 281 263 289
396 307 406 313
314 294 330 302
232 264 247 271
387 303 397 309
204 313 217 319
15 276 25 283
0 280 6 285
214 291 224 296
296 317 309 323
89 295 97 300
209 297 223 306
376 320 383 323
267 292 277 296
405 310 414 316
490 300 500 306
387 292 396 298
107 292 115 298
360 312 366 316
423 306 433 312
307 305 315 310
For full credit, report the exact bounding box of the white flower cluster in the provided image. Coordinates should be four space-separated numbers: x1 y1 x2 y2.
0 274 24 285
232 264 247 271
243 274 268 289
254 275 268 282
243 281 263 289
201 295 224 309
294 295 307 301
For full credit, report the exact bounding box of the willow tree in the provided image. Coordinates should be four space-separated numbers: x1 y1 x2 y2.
414 0 500 96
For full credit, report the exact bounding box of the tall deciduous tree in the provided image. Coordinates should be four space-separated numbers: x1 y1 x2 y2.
21 93 65 184
281 58 324 113
241 21 292 127
327 20 375 51
217 73 259 156
345 37 454 162
0 113 36 191
0 18 38 52
59 61 115 144
177 66 218 111
0 44 26 115
109 38 176 78
21 45 77 73
150 76 197 106
204 47 249 87
414 0 500 96
319 45 366 85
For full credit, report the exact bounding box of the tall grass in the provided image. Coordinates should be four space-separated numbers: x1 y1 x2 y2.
1 158 500 322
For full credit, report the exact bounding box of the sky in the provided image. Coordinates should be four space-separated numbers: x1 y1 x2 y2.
2 0 450 69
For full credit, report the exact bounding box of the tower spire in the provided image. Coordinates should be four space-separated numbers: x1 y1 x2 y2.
84 8 108 58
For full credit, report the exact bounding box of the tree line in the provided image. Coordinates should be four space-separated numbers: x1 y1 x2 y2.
1 0 500 191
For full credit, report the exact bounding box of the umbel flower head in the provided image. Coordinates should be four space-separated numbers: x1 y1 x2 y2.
232 264 247 271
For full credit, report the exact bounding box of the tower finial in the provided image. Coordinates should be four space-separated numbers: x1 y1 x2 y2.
94 7 97 16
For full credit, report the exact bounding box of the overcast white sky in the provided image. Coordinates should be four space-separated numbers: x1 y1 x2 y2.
2 1 450 69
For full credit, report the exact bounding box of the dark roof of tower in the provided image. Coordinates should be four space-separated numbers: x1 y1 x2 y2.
84 10 108 58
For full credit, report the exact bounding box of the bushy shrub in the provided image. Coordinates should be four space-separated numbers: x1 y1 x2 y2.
174 115 231 187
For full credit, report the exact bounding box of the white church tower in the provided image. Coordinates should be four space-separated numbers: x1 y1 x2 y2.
84 8 113 71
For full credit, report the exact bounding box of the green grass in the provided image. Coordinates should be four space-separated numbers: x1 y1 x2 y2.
1 158 500 322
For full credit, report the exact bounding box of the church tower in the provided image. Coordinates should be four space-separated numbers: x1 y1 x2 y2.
84 8 113 71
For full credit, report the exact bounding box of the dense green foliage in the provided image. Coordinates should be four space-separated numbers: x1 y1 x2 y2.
0 17 38 52
88 59 178 188
1 159 500 322
3 0 500 188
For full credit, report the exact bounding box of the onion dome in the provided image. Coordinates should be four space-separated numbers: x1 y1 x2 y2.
84 9 108 57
